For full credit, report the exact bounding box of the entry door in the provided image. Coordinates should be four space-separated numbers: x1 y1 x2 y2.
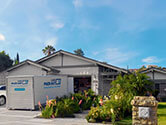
7 77 34 110
74 76 91 93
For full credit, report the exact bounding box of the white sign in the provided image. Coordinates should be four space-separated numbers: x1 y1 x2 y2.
139 107 150 118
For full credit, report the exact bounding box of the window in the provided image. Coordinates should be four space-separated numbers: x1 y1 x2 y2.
0 86 6 90
155 84 160 92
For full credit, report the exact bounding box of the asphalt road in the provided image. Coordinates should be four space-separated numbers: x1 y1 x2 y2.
0 105 105 125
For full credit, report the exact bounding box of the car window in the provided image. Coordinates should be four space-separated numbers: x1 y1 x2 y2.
0 86 6 90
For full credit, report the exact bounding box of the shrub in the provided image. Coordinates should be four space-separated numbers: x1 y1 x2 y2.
86 105 113 123
86 106 102 123
40 89 101 119
40 97 75 118
71 89 102 110
41 100 55 118
55 99 74 117
41 105 54 118
86 73 153 123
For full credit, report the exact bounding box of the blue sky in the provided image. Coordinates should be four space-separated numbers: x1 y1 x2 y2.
0 0 166 69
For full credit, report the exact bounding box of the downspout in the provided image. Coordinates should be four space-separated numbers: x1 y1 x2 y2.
152 69 154 81
61 53 63 67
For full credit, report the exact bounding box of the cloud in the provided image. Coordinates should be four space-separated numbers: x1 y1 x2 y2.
142 56 160 63
50 22 64 29
72 0 112 8
105 48 137 64
45 15 64 30
93 48 137 65
92 51 99 56
72 19 100 31
73 0 83 8
44 37 58 46
0 34 5 41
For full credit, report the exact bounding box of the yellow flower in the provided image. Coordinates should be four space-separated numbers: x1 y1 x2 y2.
115 95 118 100
110 108 114 114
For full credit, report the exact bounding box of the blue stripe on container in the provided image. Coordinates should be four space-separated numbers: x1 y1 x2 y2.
14 88 25 91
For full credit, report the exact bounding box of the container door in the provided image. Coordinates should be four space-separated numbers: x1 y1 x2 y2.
7 77 34 110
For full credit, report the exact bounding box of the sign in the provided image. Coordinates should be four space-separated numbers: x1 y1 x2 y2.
139 107 150 118
11 80 28 91
11 80 28 85
14 88 25 91
44 79 61 89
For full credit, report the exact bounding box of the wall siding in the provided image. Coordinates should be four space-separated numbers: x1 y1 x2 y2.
63 55 92 66
41 55 61 66
8 64 47 76
0 71 8 85
146 72 166 80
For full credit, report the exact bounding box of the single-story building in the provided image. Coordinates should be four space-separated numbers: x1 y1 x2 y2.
3 50 128 95
141 67 166 101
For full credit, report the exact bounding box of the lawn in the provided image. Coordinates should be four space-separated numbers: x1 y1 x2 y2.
158 102 166 125
114 102 166 125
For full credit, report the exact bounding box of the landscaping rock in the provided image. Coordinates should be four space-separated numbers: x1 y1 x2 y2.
131 96 158 125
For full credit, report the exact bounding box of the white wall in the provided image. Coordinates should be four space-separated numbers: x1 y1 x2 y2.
146 71 166 80
8 64 47 76
34 75 68 106
63 55 92 66
40 54 93 67
41 55 61 66
146 72 153 79
7 77 34 109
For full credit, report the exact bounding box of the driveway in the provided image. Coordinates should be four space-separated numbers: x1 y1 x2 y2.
0 106 105 125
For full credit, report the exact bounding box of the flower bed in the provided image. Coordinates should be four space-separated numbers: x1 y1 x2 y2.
38 89 102 119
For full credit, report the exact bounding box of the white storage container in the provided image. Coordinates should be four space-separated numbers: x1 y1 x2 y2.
7 75 73 110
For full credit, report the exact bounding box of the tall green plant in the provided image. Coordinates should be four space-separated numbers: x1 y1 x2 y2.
109 73 153 119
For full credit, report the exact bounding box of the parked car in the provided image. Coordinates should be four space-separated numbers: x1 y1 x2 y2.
0 85 6 106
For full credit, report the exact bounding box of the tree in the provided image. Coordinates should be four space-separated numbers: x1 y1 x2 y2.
109 72 153 97
14 53 20 65
16 53 19 63
0 51 13 72
42 45 56 56
74 48 84 56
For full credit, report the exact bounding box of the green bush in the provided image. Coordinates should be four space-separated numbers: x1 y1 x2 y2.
41 102 54 118
40 89 101 119
86 73 153 123
86 105 112 123
86 106 102 122
55 99 74 117
71 89 101 110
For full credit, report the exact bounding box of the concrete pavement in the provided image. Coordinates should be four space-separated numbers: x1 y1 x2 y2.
0 105 105 125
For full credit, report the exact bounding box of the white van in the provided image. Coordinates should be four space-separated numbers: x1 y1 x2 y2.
0 85 6 106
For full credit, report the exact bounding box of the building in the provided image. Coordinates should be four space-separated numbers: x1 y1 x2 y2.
3 50 128 95
140 67 166 101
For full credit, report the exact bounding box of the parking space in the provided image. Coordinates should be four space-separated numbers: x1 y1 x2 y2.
0 106 105 125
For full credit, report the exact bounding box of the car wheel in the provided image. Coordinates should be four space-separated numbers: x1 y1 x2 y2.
0 96 6 106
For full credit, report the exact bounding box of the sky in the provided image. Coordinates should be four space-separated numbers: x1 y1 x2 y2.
0 0 166 69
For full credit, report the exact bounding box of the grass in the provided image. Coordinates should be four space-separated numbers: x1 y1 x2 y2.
114 116 132 125
158 102 166 125
113 102 166 125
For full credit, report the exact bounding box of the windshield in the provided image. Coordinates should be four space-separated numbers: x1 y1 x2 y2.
0 86 6 90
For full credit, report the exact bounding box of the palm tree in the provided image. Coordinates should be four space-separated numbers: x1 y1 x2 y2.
42 45 56 56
